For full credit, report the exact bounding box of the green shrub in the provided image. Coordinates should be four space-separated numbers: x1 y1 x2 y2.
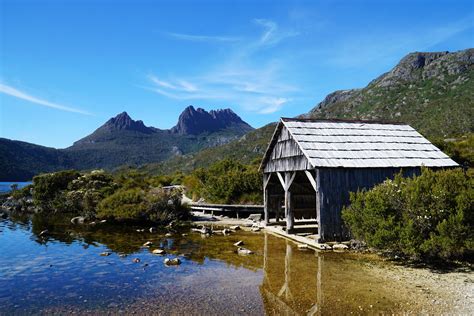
97 187 189 223
183 159 262 204
10 184 33 200
342 168 473 261
32 170 81 211
64 170 118 217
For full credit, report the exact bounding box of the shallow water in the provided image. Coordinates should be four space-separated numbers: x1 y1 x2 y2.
0 214 438 314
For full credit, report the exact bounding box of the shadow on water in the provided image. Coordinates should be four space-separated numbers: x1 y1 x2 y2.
0 213 441 314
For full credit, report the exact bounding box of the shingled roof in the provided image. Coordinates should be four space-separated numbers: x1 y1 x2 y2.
261 118 458 169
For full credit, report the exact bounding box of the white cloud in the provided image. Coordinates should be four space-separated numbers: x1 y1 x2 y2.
148 19 301 114
254 19 299 46
257 97 289 114
0 83 91 115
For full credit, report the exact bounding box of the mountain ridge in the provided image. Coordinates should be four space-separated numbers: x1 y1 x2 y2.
0 106 254 180
1 48 473 180
148 48 474 175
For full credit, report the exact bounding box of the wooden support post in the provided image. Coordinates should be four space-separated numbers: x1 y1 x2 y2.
283 171 295 233
286 191 294 233
263 173 270 225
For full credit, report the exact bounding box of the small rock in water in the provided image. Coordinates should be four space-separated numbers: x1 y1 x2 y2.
229 225 240 231
152 249 166 255
165 233 172 237
143 241 153 247
234 240 244 247
164 258 181 266
132 258 141 263
39 230 49 237
100 252 111 256
149 227 157 233
70 216 85 225
237 247 253 255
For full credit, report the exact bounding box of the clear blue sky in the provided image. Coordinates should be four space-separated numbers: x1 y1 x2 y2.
1 0 473 148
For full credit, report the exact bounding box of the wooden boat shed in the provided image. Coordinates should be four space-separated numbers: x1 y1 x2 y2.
260 118 458 242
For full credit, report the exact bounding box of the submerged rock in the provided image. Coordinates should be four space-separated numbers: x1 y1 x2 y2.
237 247 253 255
70 216 85 225
164 258 181 266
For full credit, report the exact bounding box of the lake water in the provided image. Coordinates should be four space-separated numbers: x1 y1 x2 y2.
0 214 453 314
0 182 32 194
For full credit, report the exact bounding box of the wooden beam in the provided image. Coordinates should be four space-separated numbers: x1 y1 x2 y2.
263 174 269 224
305 170 317 191
263 173 272 190
277 172 286 190
286 191 294 233
287 172 296 190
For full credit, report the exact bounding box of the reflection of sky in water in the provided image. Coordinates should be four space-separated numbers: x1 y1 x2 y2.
0 216 445 314
0 218 264 313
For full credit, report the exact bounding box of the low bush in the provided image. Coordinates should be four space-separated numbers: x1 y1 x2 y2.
342 168 473 262
183 159 262 204
32 170 81 211
97 187 189 223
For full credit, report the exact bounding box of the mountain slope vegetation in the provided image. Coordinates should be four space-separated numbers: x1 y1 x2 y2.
142 49 474 174
307 49 474 138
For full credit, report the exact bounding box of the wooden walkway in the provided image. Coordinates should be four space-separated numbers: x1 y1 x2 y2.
188 202 263 219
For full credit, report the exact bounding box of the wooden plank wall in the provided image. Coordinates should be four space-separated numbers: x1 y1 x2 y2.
317 167 420 241
264 126 312 173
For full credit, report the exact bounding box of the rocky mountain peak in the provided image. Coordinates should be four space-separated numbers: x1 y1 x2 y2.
171 106 253 135
103 111 152 134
